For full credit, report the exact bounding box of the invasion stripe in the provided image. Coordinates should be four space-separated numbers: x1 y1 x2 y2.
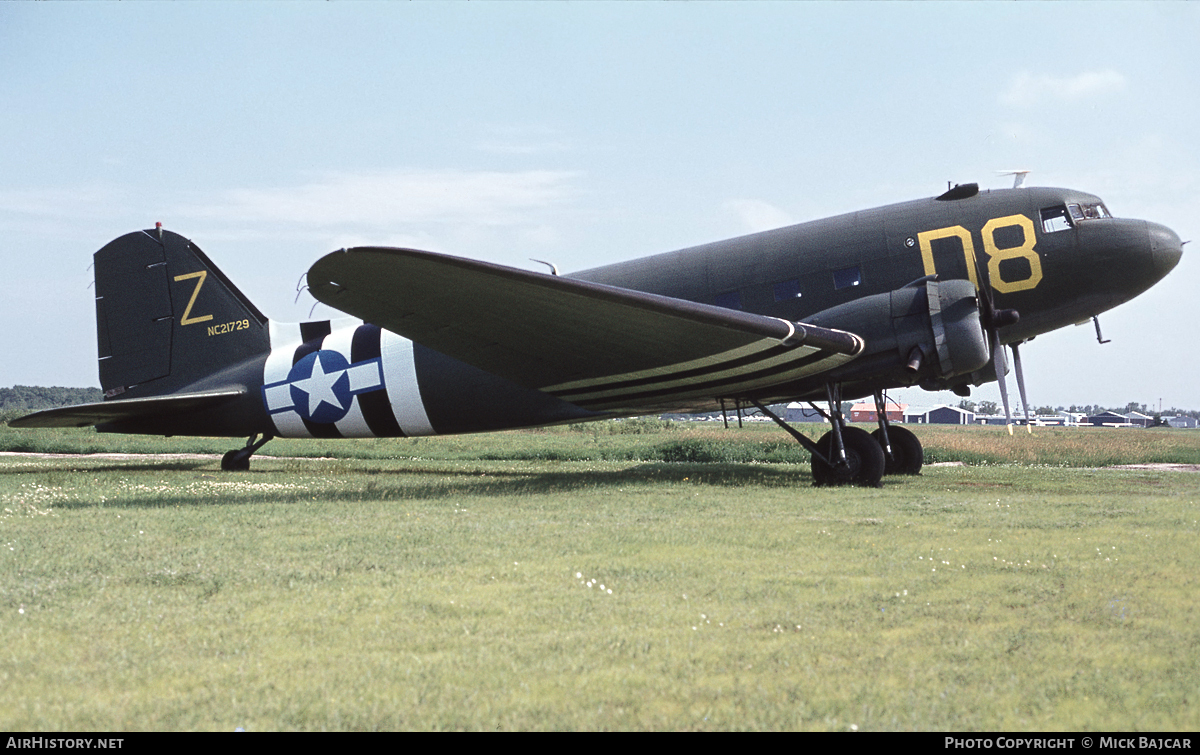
543 339 782 394
264 321 311 439
352 324 404 438
555 343 796 397
380 330 435 436
552 342 817 403
565 350 846 410
324 325 371 438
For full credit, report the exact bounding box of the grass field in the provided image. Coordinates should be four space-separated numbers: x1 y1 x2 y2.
1 422 1198 730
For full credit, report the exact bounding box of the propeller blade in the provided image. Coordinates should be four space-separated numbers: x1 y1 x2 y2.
992 332 1013 435
1012 342 1033 434
973 242 1021 436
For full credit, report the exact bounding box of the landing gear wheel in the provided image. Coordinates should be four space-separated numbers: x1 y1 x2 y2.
872 425 923 476
220 434 273 472
811 426 885 488
221 449 252 472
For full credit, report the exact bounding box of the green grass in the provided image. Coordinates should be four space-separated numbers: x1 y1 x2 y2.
1 423 1198 730
6 420 1200 466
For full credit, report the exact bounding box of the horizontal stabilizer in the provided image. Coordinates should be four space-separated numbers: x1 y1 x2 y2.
307 247 864 411
8 390 244 429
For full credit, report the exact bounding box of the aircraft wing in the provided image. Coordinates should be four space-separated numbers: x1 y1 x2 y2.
8 390 244 429
307 248 864 412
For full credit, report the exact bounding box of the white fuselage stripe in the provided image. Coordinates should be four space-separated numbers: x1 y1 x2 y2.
381 329 435 436
264 321 311 438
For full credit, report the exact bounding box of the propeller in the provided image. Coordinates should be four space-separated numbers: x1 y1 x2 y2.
971 249 1024 434
991 331 1013 434
1011 342 1033 434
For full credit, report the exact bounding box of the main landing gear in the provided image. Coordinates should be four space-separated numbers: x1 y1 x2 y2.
869 390 923 476
221 434 273 472
750 387 923 487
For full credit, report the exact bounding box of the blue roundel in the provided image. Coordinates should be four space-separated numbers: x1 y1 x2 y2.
287 350 353 424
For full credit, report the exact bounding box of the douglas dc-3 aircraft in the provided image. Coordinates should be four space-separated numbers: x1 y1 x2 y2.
12 182 1184 486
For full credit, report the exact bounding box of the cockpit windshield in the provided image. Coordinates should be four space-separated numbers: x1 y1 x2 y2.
1070 202 1112 220
1041 201 1112 233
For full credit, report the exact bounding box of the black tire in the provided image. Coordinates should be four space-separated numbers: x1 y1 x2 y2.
811 426 885 487
872 425 923 475
221 449 251 472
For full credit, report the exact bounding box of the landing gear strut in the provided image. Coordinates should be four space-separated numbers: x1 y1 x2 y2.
221 434 273 472
750 384 884 488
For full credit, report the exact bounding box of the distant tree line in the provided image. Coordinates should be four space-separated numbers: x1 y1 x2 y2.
956 399 1199 420
0 385 102 422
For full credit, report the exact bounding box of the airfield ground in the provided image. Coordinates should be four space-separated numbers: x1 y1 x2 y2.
1 422 1197 730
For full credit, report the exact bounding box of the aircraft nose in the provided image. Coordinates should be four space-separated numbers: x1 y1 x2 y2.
1148 221 1183 277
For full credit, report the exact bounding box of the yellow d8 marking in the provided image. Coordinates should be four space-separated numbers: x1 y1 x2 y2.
918 225 979 289
173 271 214 326
917 214 1042 294
982 214 1042 293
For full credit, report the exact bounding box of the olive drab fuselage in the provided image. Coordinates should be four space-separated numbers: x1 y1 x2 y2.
576 186 1181 401
24 185 1181 445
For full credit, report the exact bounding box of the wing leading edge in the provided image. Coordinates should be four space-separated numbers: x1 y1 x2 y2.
307 248 864 413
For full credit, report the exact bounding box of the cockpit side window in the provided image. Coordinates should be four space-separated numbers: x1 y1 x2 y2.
1040 205 1073 233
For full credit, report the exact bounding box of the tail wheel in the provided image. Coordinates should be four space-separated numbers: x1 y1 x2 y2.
221 449 252 472
811 426 885 488
872 425 924 476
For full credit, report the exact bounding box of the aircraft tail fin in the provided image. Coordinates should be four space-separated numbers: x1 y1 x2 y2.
94 227 270 400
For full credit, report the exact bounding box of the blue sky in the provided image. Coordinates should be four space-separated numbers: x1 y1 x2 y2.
2 2 1196 412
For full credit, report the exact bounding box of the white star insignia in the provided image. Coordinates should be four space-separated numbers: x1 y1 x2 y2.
291 352 345 417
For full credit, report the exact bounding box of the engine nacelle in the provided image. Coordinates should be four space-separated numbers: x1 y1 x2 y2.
916 279 991 383
804 278 990 388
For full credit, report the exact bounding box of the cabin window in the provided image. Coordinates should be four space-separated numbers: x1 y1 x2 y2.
714 290 743 310
773 278 802 301
1040 205 1073 233
832 266 861 290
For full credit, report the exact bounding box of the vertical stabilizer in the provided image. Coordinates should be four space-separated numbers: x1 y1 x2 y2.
94 228 269 399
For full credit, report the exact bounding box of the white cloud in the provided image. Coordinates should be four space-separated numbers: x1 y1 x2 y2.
176 169 581 229
724 199 794 233
1000 70 1128 107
